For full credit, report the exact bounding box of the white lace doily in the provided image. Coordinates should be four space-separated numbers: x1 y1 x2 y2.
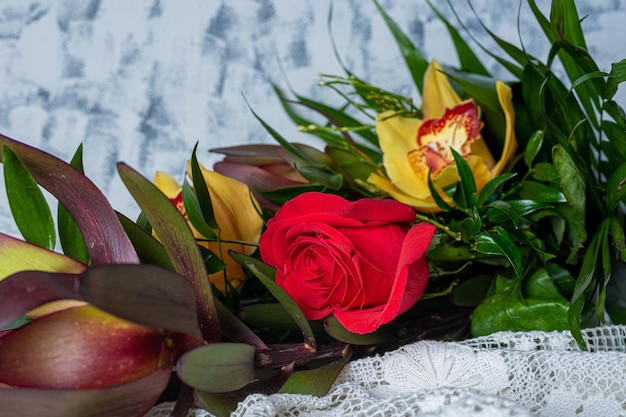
148 325 626 417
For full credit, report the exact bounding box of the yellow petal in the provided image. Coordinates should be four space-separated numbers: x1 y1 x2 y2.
422 60 462 119
491 81 518 176
367 172 442 213
186 162 264 291
376 112 432 200
153 171 182 199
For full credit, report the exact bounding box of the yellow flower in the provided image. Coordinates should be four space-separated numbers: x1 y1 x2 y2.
153 162 263 291
368 60 517 213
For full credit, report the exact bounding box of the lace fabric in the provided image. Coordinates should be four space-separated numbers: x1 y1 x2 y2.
147 325 626 417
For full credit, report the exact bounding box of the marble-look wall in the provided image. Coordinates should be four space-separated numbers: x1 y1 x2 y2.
1 0 624 236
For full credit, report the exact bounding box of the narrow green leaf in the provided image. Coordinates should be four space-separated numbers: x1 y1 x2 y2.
190 143 220 230
177 343 256 392
80 264 202 339
297 166 343 190
474 226 522 278
610 217 626 262
279 352 352 397
230 251 317 350
116 212 174 270
117 162 220 343
519 181 567 203
477 173 516 207
3 145 56 250
182 180 218 239
451 148 477 209
374 0 428 93
524 131 545 169
427 169 453 212
0 135 139 265
57 144 89 264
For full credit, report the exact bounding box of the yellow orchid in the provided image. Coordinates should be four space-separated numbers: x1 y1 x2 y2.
368 60 517 213
153 163 264 291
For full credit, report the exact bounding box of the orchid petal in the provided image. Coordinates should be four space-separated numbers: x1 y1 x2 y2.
422 60 462 119
491 81 518 176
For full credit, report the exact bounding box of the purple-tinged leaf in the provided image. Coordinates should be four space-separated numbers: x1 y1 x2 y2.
0 270 81 329
210 144 287 166
0 135 139 264
177 343 256 393
0 233 86 280
195 364 294 417
0 363 172 417
215 298 268 349
117 162 220 343
80 264 202 339
116 212 174 270
324 315 391 346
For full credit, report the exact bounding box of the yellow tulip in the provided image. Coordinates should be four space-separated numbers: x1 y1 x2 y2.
153 162 264 291
368 60 517 213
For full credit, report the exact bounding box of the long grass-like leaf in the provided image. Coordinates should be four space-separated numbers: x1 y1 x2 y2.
374 0 429 93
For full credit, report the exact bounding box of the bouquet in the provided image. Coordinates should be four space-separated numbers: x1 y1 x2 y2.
0 0 624 416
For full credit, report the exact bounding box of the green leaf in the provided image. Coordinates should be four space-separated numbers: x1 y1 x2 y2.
427 169 453 212
117 162 220 343
80 264 202 339
606 162 626 212
610 217 626 262
524 130 545 169
474 226 522 278
297 166 343 190
279 353 351 396
230 252 317 350
533 163 560 184
519 181 566 203
374 0 428 94
323 315 391 346
116 212 174 270
2 145 56 250
57 144 89 264
552 145 585 219
195 366 293 417
450 148 477 209
190 143 220 230
182 180 218 239
0 135 138 265
477 173 516 206
606 261 626 324
471 274 569 336
568 219 611 348
177 343 256 392
449 274 493 307
605 59 626 100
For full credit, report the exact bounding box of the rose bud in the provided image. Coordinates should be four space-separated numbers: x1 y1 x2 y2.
0 305 172 389
260 192 436 334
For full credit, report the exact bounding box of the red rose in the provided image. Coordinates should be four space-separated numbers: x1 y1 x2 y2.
259 192 436 334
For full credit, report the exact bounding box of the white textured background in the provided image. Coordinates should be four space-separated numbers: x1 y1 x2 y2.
1 0 625 237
